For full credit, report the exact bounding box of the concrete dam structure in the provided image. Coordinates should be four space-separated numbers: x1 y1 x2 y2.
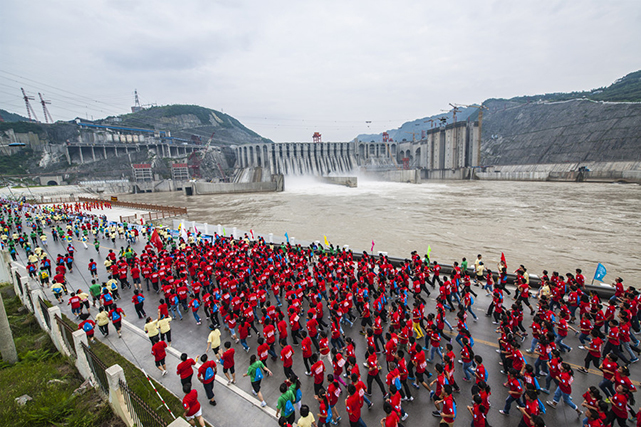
234 121 480 182
234 142 357 182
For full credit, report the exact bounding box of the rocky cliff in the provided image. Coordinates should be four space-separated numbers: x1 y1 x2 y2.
480 98 641 166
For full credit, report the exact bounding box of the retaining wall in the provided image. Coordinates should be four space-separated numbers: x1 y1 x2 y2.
190 181 281 195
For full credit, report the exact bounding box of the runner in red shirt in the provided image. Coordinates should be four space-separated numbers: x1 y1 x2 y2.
365 347 387 397
182 383 205 427
300 331 313 375
196 353 217 406
221 341 236 385
280 339 295 379
382 401 401 427
345 384 365 426
151 339 168 376
519 390 541 427
310 354 325 396
176 353 197 386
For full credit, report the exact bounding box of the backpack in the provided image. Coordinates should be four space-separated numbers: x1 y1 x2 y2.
284 398 295 417
538 398 546 414
111 311 121 321
137 295 145 304
193 299 200 309
103 293 113 303
394 376 402 391
204 365 215 381
82 322 94 332
254 367 263 382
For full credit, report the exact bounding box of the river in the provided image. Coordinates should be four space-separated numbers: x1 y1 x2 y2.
120 178 641 283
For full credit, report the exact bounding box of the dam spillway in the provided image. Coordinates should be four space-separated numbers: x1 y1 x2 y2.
233 142 357 182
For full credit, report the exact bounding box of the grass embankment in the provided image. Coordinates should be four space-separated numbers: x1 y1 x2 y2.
59 315 183 424
0 292 123 427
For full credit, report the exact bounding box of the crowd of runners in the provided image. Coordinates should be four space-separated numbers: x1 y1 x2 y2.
1 198 640 427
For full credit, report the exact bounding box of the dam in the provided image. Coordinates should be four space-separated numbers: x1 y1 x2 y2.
233 120 481 182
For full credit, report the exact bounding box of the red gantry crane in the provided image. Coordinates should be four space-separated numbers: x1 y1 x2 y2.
39 93 54 123
21 88 39 122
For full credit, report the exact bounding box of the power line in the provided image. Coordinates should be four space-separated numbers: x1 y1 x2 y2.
0 70 128 112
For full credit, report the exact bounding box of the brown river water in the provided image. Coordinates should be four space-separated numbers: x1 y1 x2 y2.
120 178 641 284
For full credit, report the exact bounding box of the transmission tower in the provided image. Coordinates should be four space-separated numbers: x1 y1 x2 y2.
38 93 54 124
132 89 142 112
21 88 39 122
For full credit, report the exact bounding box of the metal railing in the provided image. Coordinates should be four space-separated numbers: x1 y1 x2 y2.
81 342 109 397
38 297 51 329
55 314 77 358
119 380 168 427
120 210 182 224
26 196 78 205
77 197 187 215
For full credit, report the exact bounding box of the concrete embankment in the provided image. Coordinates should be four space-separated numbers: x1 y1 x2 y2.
365 169 422 183
476 161 641 183
186 178 284 196
319 176 358 187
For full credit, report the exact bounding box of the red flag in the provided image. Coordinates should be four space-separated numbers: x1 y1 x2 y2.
501 252 506 265
250 229 254 239
150 229 163 251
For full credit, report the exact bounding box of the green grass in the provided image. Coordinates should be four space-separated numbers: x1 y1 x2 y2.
0 294 124 427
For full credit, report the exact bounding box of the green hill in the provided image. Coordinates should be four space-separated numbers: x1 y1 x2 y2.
0 109 30 123
102 104 270 145
489 70 641 104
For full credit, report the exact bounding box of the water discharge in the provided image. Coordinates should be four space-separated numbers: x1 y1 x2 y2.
120 178 641 283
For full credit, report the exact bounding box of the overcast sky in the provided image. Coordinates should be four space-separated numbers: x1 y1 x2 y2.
1 0 640 142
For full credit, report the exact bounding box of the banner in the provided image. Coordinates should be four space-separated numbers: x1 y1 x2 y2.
593 263 607 282
150 229 163 251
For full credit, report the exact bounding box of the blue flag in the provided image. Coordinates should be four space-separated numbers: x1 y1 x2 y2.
284 232 289 243
594 263 607 282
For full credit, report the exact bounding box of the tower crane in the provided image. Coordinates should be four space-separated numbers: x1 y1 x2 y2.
449 104 463 124
403 131 417 142
424 119 436 128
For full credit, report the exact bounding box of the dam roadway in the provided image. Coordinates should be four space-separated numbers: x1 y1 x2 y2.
12 222 639 427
